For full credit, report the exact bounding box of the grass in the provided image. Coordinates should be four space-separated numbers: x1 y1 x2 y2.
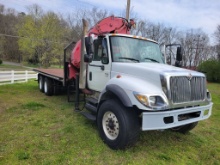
0 80 219 164
0 62 62 71
0 64 29 71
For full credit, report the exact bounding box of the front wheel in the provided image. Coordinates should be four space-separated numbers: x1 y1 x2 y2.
171 122 198 134
97 99 140 150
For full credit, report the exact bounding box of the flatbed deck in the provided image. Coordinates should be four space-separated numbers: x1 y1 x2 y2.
33 68 64 81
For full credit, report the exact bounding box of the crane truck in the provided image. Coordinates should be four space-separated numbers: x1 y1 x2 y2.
33 16 213 150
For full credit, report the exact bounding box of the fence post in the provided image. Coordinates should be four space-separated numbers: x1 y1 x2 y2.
11 70 14 84
25 70 28 82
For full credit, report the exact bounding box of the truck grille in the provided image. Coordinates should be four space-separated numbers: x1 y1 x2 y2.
170 76 206 103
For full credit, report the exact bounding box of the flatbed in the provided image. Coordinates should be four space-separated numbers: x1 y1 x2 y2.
33 68 64 82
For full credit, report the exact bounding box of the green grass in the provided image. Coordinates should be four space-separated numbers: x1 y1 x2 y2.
0 64 29 71
0 63 61 71
0 81 220 164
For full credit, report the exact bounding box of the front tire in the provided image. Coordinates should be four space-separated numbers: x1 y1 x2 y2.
97 99 140 150
171 122 198 134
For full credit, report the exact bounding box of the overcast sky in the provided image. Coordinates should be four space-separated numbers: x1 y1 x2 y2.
0 0 220 40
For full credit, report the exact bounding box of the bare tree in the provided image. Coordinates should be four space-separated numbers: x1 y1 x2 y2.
214 25 220 60
65 7 109 42
178 29 210 68
162 27 181 64
214 25 220 44
0 4 21 62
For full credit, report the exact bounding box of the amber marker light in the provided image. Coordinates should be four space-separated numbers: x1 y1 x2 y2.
134 93 149 106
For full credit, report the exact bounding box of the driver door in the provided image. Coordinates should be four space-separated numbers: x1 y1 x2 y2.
87 38 111 92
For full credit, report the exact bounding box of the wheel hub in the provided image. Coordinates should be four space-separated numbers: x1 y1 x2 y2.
102 111 119 140
108 118 115 130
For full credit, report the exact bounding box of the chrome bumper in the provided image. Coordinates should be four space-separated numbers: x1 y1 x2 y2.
142 102 213 131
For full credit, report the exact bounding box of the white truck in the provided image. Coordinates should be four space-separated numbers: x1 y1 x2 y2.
34 16 213 149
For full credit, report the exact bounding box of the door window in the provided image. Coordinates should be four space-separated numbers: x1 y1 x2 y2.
93 38 108 63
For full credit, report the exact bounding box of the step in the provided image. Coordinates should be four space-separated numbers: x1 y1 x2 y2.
85 103 97 114
80 112 96 121
86 97 98 105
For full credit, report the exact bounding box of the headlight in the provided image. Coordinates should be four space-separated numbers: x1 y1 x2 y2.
134 92 168 110
149 96 156 105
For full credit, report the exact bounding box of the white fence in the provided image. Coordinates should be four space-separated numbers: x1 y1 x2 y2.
0 70 38 85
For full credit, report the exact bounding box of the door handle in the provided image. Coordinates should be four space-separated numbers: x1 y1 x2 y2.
89 64 105 71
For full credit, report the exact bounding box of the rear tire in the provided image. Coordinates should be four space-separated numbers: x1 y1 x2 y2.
97 99 140 150
53 80 62 95
171 122 198 134
39 75 44 93
44 77 53 96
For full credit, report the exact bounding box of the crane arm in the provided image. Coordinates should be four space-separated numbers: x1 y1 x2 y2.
88 16 135 35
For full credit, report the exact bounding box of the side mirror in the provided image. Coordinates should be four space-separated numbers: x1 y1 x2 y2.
84 36 94 63
175 47 183 67
84 54 93 63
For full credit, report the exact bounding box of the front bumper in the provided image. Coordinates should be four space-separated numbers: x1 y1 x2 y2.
142 102 213 131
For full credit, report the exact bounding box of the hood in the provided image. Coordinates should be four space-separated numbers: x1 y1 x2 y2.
111 62 204 83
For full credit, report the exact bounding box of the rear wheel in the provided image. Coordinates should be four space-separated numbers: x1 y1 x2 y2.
53 80 62 95
38 75 44 93
171 122 198 134
97 99 140 150
44 77 53 96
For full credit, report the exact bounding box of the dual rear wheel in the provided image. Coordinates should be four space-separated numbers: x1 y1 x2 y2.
38 75 53 96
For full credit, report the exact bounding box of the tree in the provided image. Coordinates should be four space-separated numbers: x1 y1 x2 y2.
18 5 67 67
65 7 109 42
17 4 43 65
198 60 220 82
177 29 210 68
0 4 21 62
214 25 220 60
40 12 67 67
214 25 220 44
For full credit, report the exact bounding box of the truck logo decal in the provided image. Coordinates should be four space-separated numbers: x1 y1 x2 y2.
187 73 193 81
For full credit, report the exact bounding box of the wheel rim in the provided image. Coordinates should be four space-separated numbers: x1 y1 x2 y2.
102 111 119 140
44 80 48 93
39 77 43 89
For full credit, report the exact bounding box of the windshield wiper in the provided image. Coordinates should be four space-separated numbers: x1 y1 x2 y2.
119 57 139 63
144 57 159 63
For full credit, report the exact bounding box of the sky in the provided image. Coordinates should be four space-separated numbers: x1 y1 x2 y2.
0 0 220 42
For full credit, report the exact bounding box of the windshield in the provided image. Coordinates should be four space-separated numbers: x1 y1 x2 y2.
110 36 164 63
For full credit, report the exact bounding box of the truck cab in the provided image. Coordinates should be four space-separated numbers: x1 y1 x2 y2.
87 34 164 91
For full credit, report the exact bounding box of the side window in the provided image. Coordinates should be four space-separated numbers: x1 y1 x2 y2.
93 38 108 63
93 38 102 61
